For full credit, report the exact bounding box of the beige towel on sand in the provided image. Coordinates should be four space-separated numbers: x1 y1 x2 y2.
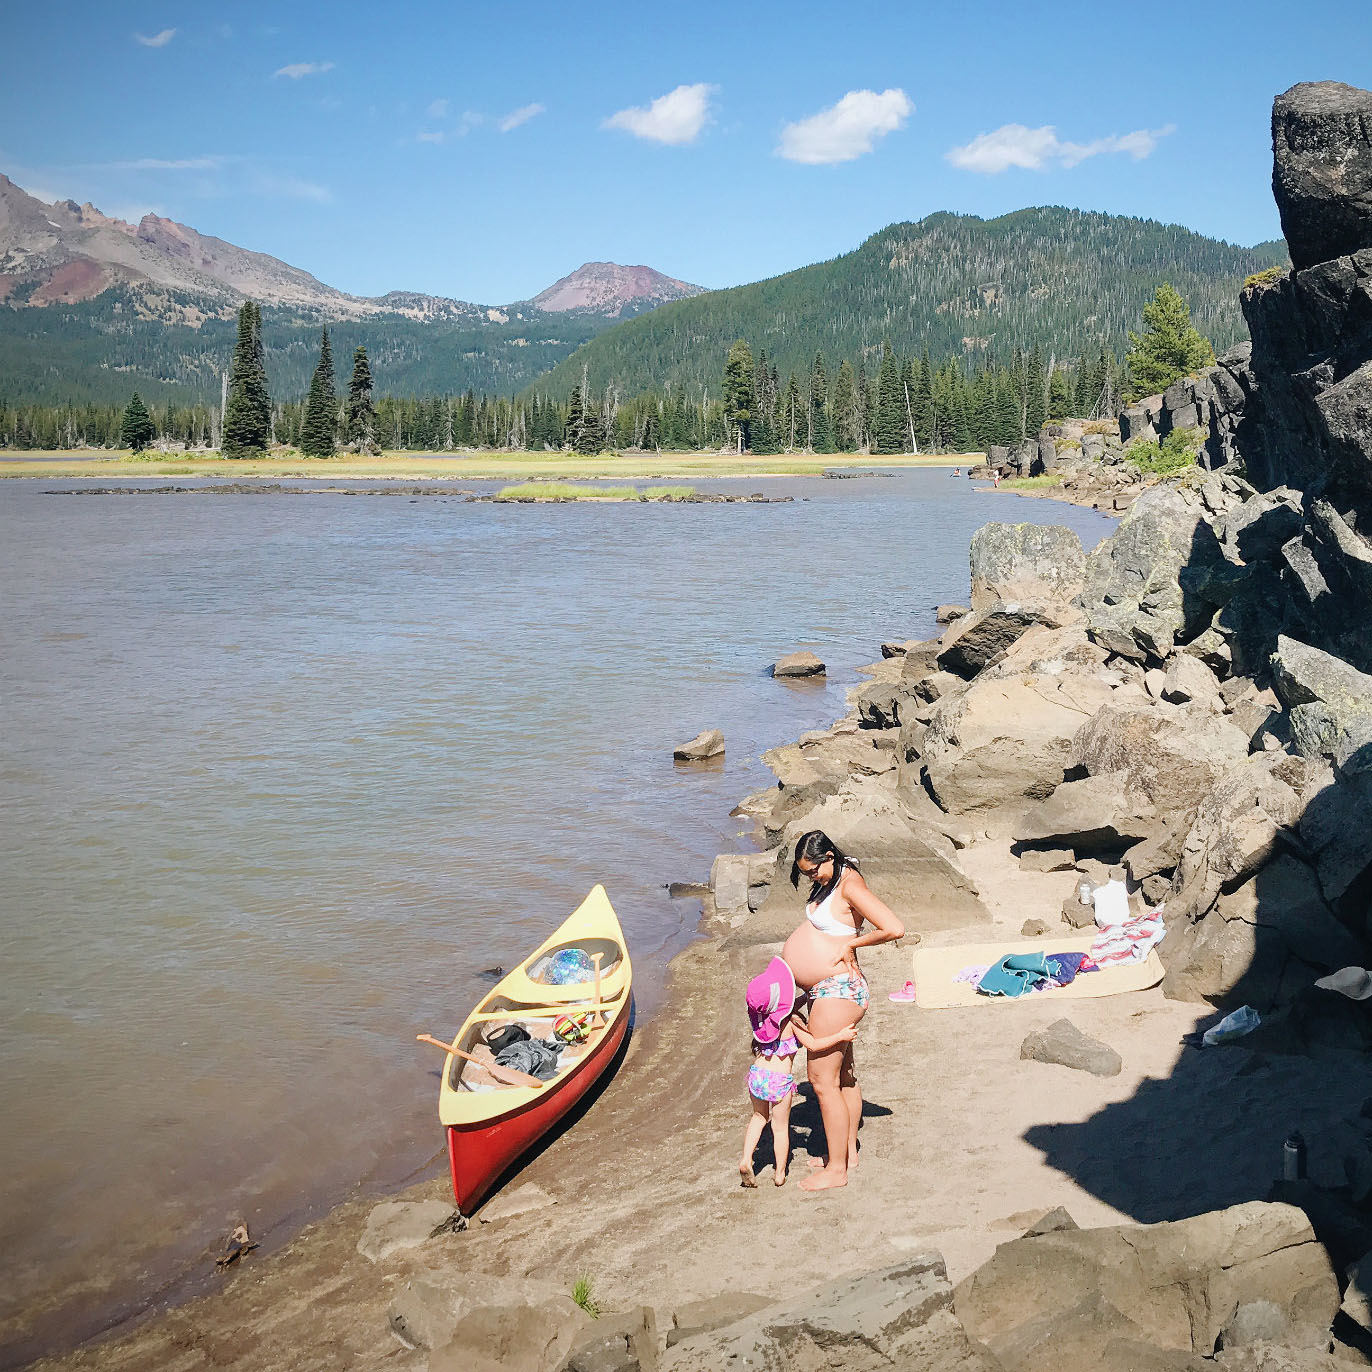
911 934 1164 1009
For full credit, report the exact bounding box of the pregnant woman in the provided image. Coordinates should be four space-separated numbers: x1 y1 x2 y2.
782 829 904 1192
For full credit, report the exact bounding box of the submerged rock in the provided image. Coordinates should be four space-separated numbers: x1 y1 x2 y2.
673 729 725 761
772 650 826 677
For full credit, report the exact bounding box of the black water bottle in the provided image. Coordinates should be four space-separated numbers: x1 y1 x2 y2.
1283 1132 1307 1182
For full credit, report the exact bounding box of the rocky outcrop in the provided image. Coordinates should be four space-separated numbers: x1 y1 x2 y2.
954 1202 1340 1370
1271 81 1372 271
968 523 1087 609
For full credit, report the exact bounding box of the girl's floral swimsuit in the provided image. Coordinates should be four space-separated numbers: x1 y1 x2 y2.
747 1035 800 1103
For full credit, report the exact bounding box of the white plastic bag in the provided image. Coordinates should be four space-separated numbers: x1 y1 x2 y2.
1202 1005 1260 1047
1091 879 1130 928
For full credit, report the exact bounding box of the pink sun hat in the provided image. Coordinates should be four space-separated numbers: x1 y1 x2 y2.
746 957 797 1045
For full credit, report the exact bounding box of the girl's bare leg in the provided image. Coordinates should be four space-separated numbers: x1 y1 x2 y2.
840 1042 861 1168
739 1096 768 1187
799 997 864 1192
770 1092 793 1185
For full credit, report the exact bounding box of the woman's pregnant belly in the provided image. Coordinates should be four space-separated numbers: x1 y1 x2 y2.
783 921 852 989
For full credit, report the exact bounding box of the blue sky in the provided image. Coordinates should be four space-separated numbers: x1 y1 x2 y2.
3 0 1369 303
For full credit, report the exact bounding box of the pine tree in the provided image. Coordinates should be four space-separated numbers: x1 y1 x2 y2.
119 391 155 453
722 339 755 452
1048 367 1073 420
343 345 378 453
808 352 833 453
300 328 338 457
221 301 271 457
831 360 858 452
1126 284 1215 400
873 341 905 454
565 386 584 451
1024 345 1046 437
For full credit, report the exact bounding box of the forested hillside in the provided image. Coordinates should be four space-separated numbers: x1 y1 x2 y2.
0 289 612 406
532 208 1287 400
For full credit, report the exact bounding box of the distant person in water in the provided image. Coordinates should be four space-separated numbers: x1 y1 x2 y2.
781 830 904 1191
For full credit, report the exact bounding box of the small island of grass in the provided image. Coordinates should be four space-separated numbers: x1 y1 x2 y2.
493 482 697 502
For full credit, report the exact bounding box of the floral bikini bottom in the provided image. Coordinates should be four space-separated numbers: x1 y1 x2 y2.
809 970 870 1010
747 1061 796 1104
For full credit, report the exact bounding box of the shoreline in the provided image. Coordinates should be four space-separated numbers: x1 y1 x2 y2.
0 452 974 482
9 488 1174 1372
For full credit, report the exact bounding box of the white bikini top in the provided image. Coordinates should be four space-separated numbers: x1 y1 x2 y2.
806 874 857 937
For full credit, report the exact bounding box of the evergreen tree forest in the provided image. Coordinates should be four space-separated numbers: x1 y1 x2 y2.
1 337 1126 455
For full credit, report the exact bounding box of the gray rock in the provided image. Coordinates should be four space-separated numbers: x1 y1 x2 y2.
1020 1019 1122 1076
1062 895 1096 928
937 603 1052 679
1272 81 1372 270
1219 487 1304 565
563 1306 658 1372
673 729 724 761
1123 813 1193 885
390 1271 584 1355
1038 434 1058 473
954 1201 1339 1365
1183 627 1233 677
357 1199 462 1263
1073 703 1252 814
1299 767 1372 908
936 603 970 624
1020 919 1052 937
1019 848 1075 873
772 650 825 677
666 1294 773 1348
857 680 905 730
476 1180 557 1224
1215 1299 1289 1350
710 854 751 914
968 523 1086 610
1163 853 1362 1011
1270 635 1372 770
921 669 1113 814
1341 1251 1372 1332
428 1292 591 1372
1021 1206 1079 1238
1015 772 1157 853
1162 654 1222 708
661 1253 999 1372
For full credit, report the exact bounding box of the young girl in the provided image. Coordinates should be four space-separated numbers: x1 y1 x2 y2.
740 956 858 1187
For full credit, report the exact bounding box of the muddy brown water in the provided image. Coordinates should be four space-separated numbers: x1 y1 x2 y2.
0 472 1113 1364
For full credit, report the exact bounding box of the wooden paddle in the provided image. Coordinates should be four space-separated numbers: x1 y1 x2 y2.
415 1034 546 1089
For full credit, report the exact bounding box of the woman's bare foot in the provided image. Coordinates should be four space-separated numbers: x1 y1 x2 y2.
774 1164 788 1187
739 1162 757 1188
799 1166 847 1192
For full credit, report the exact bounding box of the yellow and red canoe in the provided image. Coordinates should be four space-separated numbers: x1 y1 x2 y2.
435 885 632 1213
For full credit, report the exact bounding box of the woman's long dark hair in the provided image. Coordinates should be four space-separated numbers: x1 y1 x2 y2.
790 829 852 904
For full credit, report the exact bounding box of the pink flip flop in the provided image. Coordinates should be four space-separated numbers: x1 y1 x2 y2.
888 980 917 1003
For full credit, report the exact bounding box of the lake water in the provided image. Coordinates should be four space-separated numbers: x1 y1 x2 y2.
0 471 1113 1362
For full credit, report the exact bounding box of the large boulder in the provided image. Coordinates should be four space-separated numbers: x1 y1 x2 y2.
747 783 987 939
1077 486 1228 661
937 602 1066 679
1073 702 1252 814
1162 853 1363 1011
673 729 724 761
1272 81 1372 271
357 1200 462 1263
1020 1019 1121 1076
954 1202 1339 1370
1271 635 1372 770
919 669 1114 814
662 1253 1000 1372
968 523 1086 610
1014 772 1156 854
1300 765 1372 912
772 650 825 678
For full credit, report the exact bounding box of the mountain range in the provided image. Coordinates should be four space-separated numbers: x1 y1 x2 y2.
0 172 1287 409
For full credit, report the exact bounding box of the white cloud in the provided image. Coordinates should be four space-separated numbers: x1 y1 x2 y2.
274 61 334 79
947 122 1176 174
135 28 176 47
426 98 449 120
103 156 224 171
603 83 713 146
777 88 913 165
416 130 446 145
498 102 545 133
251 172 331 202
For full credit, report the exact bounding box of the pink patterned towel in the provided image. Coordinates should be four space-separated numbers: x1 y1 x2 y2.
1090 912 1166 967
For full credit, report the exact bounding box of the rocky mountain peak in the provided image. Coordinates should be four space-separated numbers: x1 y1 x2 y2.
530 260 703 316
